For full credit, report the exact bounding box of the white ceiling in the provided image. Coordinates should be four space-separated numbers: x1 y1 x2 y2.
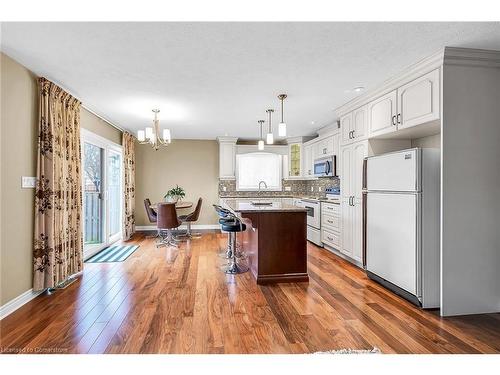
2 22 500 140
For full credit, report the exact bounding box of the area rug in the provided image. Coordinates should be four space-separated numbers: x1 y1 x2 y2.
314 347 381 354
85 244 140 263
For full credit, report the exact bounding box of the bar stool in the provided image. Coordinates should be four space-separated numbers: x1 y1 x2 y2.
213 205 243 259
220 219 249 275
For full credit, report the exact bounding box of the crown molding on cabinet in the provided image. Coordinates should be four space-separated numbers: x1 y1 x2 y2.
216 136 238 144
335 49 445 117
334 47 500 118
443 47 500 68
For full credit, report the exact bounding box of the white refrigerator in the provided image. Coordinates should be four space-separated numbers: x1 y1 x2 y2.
364 148 440 308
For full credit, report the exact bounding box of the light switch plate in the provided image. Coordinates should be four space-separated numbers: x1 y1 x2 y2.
22 176 36 188
222 186 227 192
284 186 291 191
318 187 322 192
310 186 314 192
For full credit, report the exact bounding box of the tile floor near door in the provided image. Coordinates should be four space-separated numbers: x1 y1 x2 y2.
1 232 499 354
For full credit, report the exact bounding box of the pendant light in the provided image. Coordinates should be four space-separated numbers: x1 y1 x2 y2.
266 109 274 145
258 120 265 150
278 94 287 137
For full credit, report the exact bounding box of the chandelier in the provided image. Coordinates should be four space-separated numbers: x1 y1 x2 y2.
137 109 171 150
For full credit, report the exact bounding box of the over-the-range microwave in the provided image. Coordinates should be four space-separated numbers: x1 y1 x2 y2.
314 155 337 177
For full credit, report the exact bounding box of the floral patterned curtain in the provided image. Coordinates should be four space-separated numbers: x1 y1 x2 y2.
34 78 83 291
123 132 136 240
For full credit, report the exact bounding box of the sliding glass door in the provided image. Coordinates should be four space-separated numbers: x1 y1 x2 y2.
107 149 122 243
82 129 123 259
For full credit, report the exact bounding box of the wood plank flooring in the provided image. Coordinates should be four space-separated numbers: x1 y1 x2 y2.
1 232 499 354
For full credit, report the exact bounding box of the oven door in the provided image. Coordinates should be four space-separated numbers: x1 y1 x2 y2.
303 201 320 229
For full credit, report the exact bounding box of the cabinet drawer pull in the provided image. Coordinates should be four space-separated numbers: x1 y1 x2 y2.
352 130 355 138
397 113 401 124
392 115 396 126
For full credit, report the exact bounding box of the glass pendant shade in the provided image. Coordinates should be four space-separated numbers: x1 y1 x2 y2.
266 132 274 145
258 139 264 150
145 127 153 139
137 130 145 142
278 122 286 137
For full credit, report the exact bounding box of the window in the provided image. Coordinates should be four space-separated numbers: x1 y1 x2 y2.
236 152 282 191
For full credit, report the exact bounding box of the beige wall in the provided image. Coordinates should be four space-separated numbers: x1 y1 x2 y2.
81 108 122 145
135 140 219 227
0 52 122 305
0 52 38 305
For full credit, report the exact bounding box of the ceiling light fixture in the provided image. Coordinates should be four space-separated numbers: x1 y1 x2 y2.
258 120 265 150
266 109 274 145
137 109 171 151
353 86 365 93
277 94 287 137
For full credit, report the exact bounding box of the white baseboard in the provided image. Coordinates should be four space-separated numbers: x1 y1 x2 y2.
136 224 220 231
0 289 44 320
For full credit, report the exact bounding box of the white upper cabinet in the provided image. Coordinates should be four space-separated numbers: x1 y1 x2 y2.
340 113 353 145
341 105 367 146
315 136 335 157
217 137 238 179
303 144 313 177
353 105 368 140
397 68 440 130
368 89 398 137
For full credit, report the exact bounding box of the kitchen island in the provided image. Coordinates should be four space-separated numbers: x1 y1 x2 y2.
223 199 308 284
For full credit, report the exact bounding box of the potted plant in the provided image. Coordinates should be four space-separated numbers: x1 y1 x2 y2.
164 185 186 203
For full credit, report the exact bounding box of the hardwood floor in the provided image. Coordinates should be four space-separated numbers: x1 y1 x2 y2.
1 232 499 354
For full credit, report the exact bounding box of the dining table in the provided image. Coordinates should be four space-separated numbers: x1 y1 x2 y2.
150 201 193 210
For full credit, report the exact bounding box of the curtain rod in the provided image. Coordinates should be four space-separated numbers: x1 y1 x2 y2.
36 74 126 134
81 104 126 134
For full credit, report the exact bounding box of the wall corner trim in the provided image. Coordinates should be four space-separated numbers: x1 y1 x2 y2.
0 289 44 320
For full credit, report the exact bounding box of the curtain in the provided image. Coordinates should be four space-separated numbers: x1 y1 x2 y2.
122 132 136 240
33 77 83 291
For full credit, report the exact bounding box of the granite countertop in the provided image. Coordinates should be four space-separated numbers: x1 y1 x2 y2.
224 198 307 213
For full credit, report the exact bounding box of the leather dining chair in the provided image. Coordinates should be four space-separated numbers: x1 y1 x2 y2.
177 198 203 239
156 202 181 248
144 198 159 238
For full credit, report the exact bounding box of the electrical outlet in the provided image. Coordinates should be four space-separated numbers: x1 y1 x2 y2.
222 186 227 192
21 176 36 188
311 186 314 192
318 186 322 192
284 186 291 191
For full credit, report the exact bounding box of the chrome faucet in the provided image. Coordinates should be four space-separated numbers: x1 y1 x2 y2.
258 180 268 193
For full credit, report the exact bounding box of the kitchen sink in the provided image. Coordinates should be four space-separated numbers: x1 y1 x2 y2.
251 201 273 206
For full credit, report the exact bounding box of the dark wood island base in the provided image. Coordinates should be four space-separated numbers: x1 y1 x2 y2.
223 199 309 284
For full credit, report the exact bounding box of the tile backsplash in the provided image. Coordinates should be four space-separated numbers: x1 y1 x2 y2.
219 177 340 198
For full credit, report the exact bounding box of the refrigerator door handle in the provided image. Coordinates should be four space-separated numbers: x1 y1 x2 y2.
362 158 367 190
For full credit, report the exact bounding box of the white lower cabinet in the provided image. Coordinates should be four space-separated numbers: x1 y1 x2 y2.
321 202 341 250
